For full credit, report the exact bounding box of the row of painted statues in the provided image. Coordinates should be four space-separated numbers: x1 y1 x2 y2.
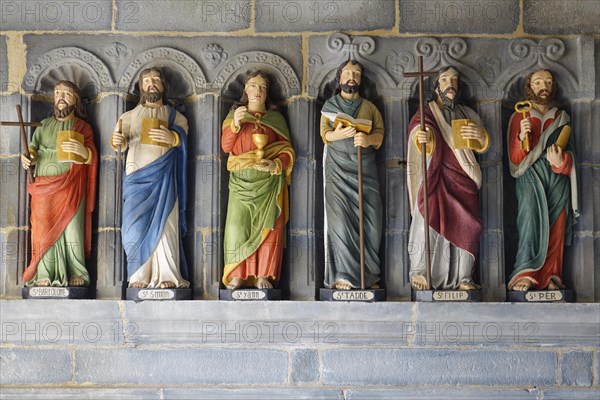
18 61 577 294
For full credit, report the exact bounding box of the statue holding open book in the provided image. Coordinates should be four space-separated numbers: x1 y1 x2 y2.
507 68 578 292
221 70 295 290
20 80 98 287
407 66 490 291
320 59 384 291
111 67 190 289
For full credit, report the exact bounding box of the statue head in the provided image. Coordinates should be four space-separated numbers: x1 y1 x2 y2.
525 69 557 106
53 80 85 119
428 66 460 109
138 67 169 106
233 69 278 111
334 59 364 96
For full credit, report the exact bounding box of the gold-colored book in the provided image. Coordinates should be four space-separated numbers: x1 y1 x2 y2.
555 125 571 149
322 112 373 134
451 119 478 150
141 118 169 147
56 130 86 163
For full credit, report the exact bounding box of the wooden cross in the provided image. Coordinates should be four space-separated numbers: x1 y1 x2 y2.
0 105 42 183
404 56 438 290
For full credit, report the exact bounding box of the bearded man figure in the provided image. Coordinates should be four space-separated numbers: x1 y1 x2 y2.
407 66 490 291
21 80 98 287
507 69 578 292
111 67 190 289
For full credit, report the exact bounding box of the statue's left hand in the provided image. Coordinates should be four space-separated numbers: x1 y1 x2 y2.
547 144 564 168
460 123 485 147
253 159 277 173
61 139 90 160
354 132 372 148
149 125 175 145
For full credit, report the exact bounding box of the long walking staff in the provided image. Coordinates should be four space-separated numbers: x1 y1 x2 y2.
358 132 365 289
1 105 42 183
403 57 437 290
114 119 126 289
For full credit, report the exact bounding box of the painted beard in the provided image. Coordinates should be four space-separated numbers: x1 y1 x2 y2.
340 80 360 94
438 87 458 109
530 89 553 105
141 85 163 104
54 102 76 118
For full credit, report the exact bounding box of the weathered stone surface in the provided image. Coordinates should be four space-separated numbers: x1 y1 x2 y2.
0 95 30 155
414 303 600 347
286 233 317 300
0 0 112 31
595 351 600 386
524 0 600 35
291 349 320 384
0 389 161 399
342 388 540 399
561 351 593 386
94 231 124 299
75 348 288 384
255 0 395 32
323 348 557 386
400 0 519 34
163 389 340 400
542 389 600 399
383 232 411 300
116 0 251 32
287 99 316 159
0 300 122 346
0 36 7 92
289 159 317 231
0 158 21 228
0 348 72 385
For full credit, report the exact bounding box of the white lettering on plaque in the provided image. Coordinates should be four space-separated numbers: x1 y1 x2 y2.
29 287 69 298
232 291 266 300
525 291 563 302
333 291 374 301
138 289 175 300
432 291 469 301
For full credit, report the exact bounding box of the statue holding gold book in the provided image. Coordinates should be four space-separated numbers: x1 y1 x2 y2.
221 70 295 290
407 66 490 291
20 80 98 287
507 68 578 292
111 67 190 289
320 59 384 291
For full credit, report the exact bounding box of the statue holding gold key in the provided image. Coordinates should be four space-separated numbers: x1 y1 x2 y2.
111 67 190 292
507 68 578 294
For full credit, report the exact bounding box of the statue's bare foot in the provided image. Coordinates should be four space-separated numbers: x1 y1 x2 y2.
334 280 353 290
370 283 380 289
410 275 427 290
130 281 148 288
256 277 273 289
69 276 85 287
226 277 243 290
34 279 51 287
512 278 532 291
159 281 176 289
458 281 477 291
546 280 559 290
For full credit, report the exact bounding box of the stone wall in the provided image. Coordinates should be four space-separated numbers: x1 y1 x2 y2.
1 1 599 396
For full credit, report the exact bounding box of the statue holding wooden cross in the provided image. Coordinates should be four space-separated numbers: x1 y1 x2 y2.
1 80 98 287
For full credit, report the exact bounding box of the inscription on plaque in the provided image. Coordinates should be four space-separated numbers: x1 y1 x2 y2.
29 287 69 298
138 289 175 300
525 291 563 302
232 290 266 300
433 291 469 301
332 291 374 301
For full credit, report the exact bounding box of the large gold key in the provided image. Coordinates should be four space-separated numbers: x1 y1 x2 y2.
515 100 532 152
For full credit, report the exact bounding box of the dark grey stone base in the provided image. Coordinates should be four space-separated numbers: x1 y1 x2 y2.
219 289 282 301
126 288 192 301
412 289 483 302
22 286 93 299
319 288 386 302
507 290 576 303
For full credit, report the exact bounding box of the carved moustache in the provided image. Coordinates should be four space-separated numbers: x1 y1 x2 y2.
340 80 360 93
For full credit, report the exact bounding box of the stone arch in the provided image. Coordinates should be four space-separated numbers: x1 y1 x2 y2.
23 47 113 98
118 47 206 100
214 51 301 98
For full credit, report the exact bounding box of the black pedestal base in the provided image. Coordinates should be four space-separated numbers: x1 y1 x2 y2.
126 288 192 301
220 288 282 301
22 286 93 299
506 289 575 303
412 289 482 302
319 288 386 302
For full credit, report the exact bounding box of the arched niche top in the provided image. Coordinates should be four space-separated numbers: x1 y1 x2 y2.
23 47 113 98
308 34 397 98
498 38 580 100
214 51 301 98
118 47 206 99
